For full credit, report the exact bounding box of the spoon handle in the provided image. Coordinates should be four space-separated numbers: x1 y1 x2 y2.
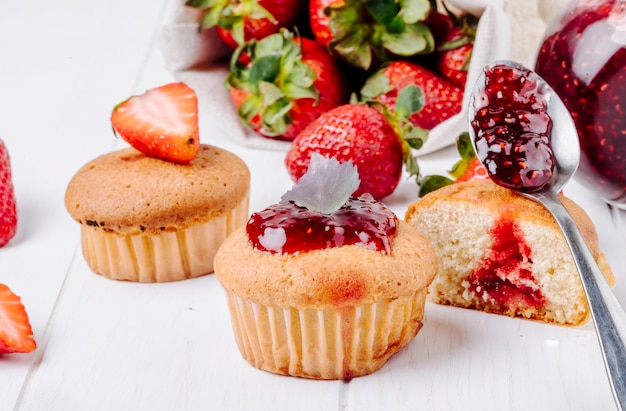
541 194 626 411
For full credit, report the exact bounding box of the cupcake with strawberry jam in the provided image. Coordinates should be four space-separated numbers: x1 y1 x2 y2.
214 154 438 380
65 83 250 282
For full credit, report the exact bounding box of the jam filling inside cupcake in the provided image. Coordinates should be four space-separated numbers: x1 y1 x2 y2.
246 194 398 255
467 217 546 311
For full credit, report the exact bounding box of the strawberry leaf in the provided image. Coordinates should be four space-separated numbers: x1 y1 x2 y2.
418 132 477 194
250 55 282 85
404 128 427 149
381 22 434 55
399 0 431 24
359 70 392 99
331 30 372 70
281 153 360 214
366 0 400 26
448 131 475 178
418 175 453 196
394 85 424 120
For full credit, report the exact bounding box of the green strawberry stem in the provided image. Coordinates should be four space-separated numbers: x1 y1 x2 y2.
186 0 277 44
365 84 428 185
417 131 475 196
227 30 319 136
326 0 434 70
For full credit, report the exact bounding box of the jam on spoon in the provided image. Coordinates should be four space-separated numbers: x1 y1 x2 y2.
246 153 398 255
470 63 557 192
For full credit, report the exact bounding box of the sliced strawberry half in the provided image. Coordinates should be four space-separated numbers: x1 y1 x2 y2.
0 284 36 354
111 82 200 164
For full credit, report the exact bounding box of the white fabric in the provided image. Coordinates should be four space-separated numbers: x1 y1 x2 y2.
158 0 569 154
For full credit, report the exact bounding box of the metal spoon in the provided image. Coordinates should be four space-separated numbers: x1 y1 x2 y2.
468 59 626 410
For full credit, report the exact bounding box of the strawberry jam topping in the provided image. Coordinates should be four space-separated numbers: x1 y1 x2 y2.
468 218 546 310
471 64 556 192
246 194 398 255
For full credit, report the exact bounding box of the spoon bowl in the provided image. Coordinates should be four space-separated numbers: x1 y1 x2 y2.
469 59 626 411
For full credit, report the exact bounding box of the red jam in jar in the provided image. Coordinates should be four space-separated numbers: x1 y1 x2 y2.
470 63 557 192
535 0 626 206
246 193 399 255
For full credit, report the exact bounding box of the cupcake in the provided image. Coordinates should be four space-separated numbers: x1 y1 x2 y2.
214 154 438 380
65 145 250 282
405 179 615 326
65 82 250 282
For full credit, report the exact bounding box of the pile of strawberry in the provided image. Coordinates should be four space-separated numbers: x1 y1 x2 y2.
187 0 477 199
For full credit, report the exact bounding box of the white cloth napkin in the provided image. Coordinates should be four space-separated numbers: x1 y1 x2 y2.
157 0 568 154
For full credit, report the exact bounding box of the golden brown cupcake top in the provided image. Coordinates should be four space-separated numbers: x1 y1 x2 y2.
214 221 438 309
65 144 250 235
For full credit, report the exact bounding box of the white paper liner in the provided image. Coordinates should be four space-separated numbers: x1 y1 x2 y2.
224 288 429 380
80 195 249 282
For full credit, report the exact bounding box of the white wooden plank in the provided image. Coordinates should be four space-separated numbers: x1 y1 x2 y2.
0 0 170 407
3 0 625 409
18 258 341 411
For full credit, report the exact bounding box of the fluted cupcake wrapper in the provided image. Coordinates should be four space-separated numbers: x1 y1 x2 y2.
224 289 428 380
80 195 249 282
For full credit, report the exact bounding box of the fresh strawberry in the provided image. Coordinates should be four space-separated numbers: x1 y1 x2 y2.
447 132 487 182
308 0 435 70
0 139 17 248
436 11 477 88
0 284 36 354
186 0 303 48
423 9 455 47
226 29 349 141
285 96 425 200
455 157 488 182
111 82 200 164
360 60 463 130
418 132 488 196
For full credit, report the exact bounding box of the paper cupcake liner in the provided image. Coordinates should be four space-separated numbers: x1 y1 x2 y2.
80 195 249 282
224 289 428 380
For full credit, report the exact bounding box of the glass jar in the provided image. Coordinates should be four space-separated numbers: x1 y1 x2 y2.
535 0 626 208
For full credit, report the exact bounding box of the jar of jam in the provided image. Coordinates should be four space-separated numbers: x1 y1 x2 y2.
535 0 626 208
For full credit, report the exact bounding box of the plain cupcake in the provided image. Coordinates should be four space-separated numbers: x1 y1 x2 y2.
65 144 250 282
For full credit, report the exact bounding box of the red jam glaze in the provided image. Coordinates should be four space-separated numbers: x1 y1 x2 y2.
535 0 626 202
467 218 546 310
246 194 398 255
471 64 557 192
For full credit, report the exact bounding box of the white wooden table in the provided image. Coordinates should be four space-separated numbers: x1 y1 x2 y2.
1 1 625 410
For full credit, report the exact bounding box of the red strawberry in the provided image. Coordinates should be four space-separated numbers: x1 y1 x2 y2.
111 82 200 164
308 0 343 48
448 132 488 183
436 12 477 88
308 0 435 70
186 0 303 48
285 102 422 200
227 30 349 141
0 284 36 354
423 10 455 46
418 131 488 196
360 60 463 130
455 157 488 182
0 139 17 247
